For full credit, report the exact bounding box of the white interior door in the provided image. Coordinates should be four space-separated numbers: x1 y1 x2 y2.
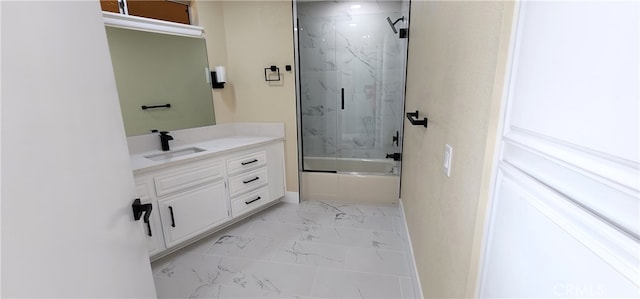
2 1 157 297
480 1 639 297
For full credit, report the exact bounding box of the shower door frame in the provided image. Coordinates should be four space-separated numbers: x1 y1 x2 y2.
292 1 408 173
293 0 411 198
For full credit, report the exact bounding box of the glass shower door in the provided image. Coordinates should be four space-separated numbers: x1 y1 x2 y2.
298 15 339 172
298 7 407 175
334 13 406 174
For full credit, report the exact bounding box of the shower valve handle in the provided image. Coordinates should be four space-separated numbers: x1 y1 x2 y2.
392 131 399 146
386 153 402 161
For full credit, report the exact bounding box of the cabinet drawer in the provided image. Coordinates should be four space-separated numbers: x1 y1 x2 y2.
226 151 267 175
154 161 224 197
231 187 270 218
158 182 229 248
135 182 152 201
228 167 268 197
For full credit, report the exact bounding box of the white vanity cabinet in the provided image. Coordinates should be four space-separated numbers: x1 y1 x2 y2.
132 139 286 259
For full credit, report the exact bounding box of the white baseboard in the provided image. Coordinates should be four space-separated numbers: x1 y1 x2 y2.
281 191 300 204
399 198 425 299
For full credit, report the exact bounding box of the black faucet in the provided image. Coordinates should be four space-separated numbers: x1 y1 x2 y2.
159 131 173 151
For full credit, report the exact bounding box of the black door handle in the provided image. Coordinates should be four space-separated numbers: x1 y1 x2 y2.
132 199 153 237
168 206 176 227
341 88 345 110
132 198 152 224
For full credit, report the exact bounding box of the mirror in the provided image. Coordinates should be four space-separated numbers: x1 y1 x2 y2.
105 27 216 136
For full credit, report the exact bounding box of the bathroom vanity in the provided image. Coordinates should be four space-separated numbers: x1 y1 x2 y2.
128 123 286 260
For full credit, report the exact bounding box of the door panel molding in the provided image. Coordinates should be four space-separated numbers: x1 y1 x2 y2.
480 1 639 296
503 128 639 237
493 164 639 285
505 127 639 192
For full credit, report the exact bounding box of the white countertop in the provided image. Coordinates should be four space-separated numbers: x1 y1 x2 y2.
127 123 285 173
130 135 282 173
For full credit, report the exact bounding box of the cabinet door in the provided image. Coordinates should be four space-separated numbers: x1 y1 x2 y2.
265 141 286 201
142 201 165 256
100 0 120 13
126 0 190 25
135 179 165 257
158 182 229 248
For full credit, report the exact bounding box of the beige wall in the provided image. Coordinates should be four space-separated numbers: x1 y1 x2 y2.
190 0 233 123
401 1 514 297
193 0 299 192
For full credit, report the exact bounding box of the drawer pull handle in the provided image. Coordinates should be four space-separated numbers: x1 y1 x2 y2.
243 176 260 184
241 159 259 165
245 196 261 205
168 206 176 227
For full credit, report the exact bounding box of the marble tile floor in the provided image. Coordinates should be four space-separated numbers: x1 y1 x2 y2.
151 200 420 299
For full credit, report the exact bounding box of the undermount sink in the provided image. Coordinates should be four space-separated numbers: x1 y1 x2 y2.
144 147 206 161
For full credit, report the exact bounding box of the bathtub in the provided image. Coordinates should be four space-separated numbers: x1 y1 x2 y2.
303 157 399 175
301 157 400 204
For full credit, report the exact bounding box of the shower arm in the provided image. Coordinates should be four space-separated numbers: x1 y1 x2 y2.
391 17 405 26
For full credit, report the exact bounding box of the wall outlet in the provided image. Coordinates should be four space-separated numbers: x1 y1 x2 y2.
444 144 453 177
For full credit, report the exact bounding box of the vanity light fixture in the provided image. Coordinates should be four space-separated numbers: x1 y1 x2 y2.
211 66 226 89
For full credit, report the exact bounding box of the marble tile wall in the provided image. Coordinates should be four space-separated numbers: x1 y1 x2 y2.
151 200 420 298
298 2 406 161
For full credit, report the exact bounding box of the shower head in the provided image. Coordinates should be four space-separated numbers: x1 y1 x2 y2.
386 16 405 34
386 17 398 34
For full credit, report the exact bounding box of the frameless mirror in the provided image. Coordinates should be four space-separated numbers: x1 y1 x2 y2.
105 27 215 136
